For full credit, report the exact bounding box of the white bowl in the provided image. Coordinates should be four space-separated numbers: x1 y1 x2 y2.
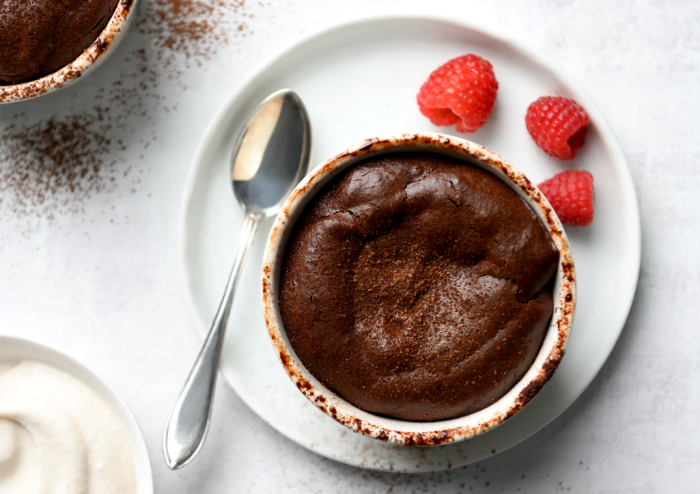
0 335 153 493
262 133 576 446
0 0 138 104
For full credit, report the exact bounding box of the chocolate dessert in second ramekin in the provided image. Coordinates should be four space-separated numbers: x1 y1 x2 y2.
279 152 559 422
0 0 119 84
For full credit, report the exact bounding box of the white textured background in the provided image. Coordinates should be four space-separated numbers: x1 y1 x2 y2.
1 1 698 492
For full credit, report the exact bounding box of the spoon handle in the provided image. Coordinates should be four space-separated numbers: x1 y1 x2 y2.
163 211 261 470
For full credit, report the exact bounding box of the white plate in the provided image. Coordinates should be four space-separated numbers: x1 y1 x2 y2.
180 16 640 472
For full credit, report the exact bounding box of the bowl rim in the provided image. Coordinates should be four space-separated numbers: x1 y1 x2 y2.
261 132 576 446
0 335 154 493
0 0 138 104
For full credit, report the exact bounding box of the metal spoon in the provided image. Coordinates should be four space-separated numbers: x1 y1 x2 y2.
163 89 311 470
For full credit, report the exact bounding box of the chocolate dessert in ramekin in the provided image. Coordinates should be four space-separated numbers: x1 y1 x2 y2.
263 134 575 445
0 0 119 84
0 0 136 103
279 152 559 421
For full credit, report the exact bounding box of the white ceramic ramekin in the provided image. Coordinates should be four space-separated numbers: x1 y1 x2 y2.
0 336 153 493
0 0 138 104
262 133 576 446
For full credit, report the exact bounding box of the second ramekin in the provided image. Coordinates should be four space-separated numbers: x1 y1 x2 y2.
0 0 138 104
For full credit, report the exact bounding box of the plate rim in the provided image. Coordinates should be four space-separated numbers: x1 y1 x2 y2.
178 13 642 471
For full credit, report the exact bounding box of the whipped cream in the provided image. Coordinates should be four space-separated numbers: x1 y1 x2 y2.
0 361 137 494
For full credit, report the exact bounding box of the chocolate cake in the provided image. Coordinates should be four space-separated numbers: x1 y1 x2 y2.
0 0 120 84
279 152 559 421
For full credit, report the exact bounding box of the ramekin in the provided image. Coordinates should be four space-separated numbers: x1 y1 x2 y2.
0 0 138 104
0 335 153 493
262 133 576 446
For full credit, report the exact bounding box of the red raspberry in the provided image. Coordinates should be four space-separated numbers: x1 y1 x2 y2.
526 96 590 160
538 170 595 226
417 54 498 133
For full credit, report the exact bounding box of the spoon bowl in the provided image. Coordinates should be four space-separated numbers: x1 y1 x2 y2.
232 91 311 215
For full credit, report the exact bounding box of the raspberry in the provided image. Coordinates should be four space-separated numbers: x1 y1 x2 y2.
538 170 595 226
526 96 590 160
417 54 499 133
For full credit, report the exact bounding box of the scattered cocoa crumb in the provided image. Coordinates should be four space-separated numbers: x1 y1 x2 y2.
138 0 254 68
0 113 118 219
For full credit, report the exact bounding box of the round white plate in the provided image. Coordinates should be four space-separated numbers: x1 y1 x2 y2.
180 16 640 472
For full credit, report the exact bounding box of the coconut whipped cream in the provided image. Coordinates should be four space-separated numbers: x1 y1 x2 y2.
0 361 137 494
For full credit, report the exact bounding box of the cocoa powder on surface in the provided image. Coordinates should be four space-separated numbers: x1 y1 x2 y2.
138 0 256 73
0 113 120 220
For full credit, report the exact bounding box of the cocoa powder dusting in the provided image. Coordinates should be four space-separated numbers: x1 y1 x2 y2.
0 113 119 219
139 0 255 67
